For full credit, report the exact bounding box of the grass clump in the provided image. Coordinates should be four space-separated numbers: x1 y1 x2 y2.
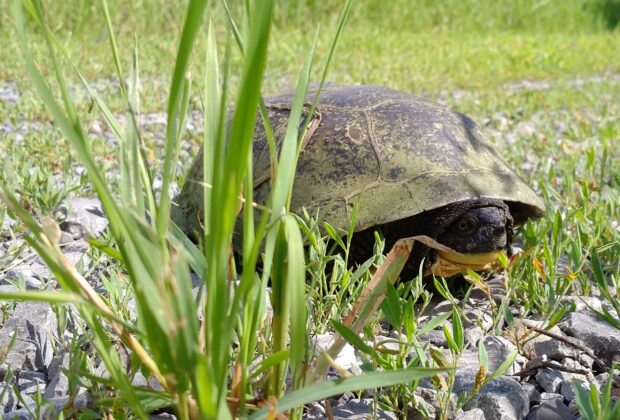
1 0 448 418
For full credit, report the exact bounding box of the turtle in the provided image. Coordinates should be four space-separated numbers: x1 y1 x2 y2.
172 84 544 279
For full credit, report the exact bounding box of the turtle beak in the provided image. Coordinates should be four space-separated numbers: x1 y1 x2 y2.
428 249 502 277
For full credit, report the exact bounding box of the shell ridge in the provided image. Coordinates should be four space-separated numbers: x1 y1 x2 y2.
363 109 383 185
313 99 416 113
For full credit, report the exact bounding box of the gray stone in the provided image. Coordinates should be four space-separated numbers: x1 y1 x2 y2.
560 358 582 370
149 413 177 419
2 214 17 232
17 393 35 410
417 300 452 324
407 387 457 420
579 353 595 369
0 383 18 413
533 337 582 361
464 326 484 348
525 398 577 420
521 382 541 405
535 369 566 394
560 296 604 312
44 354 70 398
0 81 20 106
560 379 589 402
462 299 495 331
5 261 53 289
592 372 620 391
454 374 529 420
2 411 31 420
131 372 164 391
17 371 46 394
516 354 529 368
540 392 564 402
0 284 19 294
93 346 130 380
329 398 397 419
521 322 567 357
311 334 360 373
59 230 76 244
481 336 518 375
374 335 401 353
58 239 90 267
456 342 515 377
460 407 486 420
57 198 108 237
2 393 90 419
559 311 620 364
304 401 327 418
457 349 480 373
419 329 448 348
0 302 57 375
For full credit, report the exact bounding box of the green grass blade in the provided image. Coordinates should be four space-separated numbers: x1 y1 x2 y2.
203 0 275 412
249 367 450 419
417 311 452 336
156 0 209 240
101 0 127 98
301 0 352 133
478 338 489 371
452 307 464 352
0 290 83 305
282 214 307 388
488 349 518 381
222 0 244 52
269 28 319 215
13 0 122 235
331 320 374 355
200 21 220 241
84 310 148 418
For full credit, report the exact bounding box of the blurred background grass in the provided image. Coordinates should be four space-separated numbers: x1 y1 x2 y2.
1 0 619 101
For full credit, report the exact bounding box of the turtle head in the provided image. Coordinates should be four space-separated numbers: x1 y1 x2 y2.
429 204 513 277
439 206 510 253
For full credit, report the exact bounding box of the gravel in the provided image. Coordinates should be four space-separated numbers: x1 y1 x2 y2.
2 74 620 418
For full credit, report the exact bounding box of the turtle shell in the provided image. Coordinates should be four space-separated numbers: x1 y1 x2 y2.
252 84 543 232
172 84 543 238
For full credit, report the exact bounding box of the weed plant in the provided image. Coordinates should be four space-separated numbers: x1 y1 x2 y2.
0 0 448 418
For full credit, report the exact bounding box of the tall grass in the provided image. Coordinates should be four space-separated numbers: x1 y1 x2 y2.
0 0 448 418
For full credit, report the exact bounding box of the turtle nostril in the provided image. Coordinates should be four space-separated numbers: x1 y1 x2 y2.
494 227 508 247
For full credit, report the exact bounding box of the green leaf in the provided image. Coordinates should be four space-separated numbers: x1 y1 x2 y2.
381 281 402 329
501 302 514 327
86 236 124 262
251 350 291 379
417 311 452 336
156 0 210 238
478 339 489 371
0 290 82 305
443 323 458 353
331 320 374 356
547 304 569 326
572 379 595 420
282 215 307 387
248 367 450 419
324 223 347 251
488 349 517 381
452 307 464 353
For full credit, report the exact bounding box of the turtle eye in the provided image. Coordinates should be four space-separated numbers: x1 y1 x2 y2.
453 214 479 235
